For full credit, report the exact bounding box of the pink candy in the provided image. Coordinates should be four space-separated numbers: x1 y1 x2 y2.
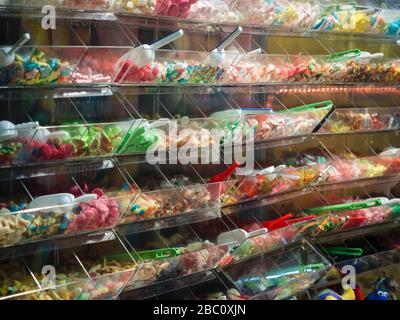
155 0 198 18
67 193 120 232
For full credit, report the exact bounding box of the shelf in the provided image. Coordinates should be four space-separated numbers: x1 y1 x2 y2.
1 1 400 43
2 45 400 87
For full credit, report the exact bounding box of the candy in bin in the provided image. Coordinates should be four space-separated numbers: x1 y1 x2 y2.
115 0 157 14
115 29 184 83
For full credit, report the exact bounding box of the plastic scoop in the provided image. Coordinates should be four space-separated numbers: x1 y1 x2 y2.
27 193 98 212
107 248 181 262
208 162 240 198
328 49 361 62
278 100 334 113
217 227 268 246
115 29 184 77
244 48 262 56
265 263 326 279
0 120 39 142
210 108 272 121
116 118 170 154
304 197 388 215
324 246 363 257
0 33 30 68
18 125 68 143
209 162 240 183
357 51 384 62
260 213 316 231
380 147 400 156
205 26 243 67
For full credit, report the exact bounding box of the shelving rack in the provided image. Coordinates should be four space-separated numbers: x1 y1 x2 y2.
1 0 400 300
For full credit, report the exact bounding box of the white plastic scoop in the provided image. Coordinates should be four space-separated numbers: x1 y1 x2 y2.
357 51 384 62
18 125 68 143
0 120 39 142
28 193 98 212
115 29 184 77
217 228 268 246
236 165 287 177
205 26 243 67
380 147 400 156
0 33 30 68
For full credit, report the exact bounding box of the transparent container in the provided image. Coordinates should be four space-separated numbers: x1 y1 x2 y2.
319 107 400 134
244 101 333 144
1 237 140 300
0 164 135 249
225 0 321 29
120 220 233 297
117 162 226 233
222 241 330 300
117 49 239 85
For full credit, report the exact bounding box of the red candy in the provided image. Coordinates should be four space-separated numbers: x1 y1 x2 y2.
27 140 73 162
156 0 198 18
67 193 120 232
115 60 159 83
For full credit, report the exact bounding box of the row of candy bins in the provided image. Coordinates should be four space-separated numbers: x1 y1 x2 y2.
225 150 400 209
114 0 400 37
1 0 115 10
0 236 140 300
3 44 400 86
220 240 330 300
0 88 145 167
117 219 233 298
225 49 400 84
220 176 400 264
0 162 136 249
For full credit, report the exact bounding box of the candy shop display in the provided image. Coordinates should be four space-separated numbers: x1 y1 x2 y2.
3 0 400 304
319 107 400 134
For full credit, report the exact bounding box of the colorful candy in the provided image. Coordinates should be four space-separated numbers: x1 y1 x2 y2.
0 49 74 86
0 188 125 248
